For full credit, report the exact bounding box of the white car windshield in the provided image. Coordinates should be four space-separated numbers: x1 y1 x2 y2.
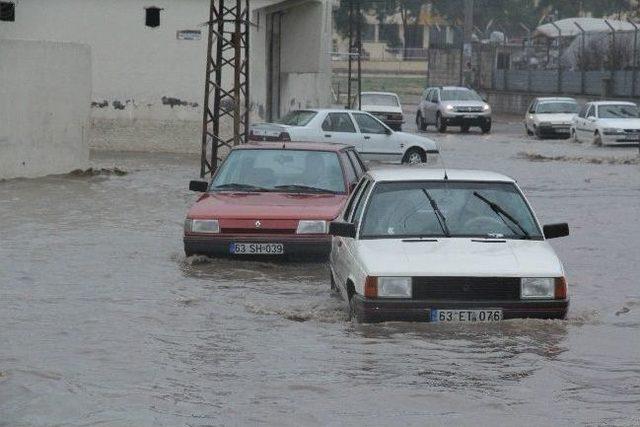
441 89 482 102
536 102 577 114
360 94 399 107
360 181 542 239
598 104 639 119
276 110 317 126
211 149 345 194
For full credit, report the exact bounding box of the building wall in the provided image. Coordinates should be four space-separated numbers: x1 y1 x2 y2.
0 39 91 179
0 0 333 153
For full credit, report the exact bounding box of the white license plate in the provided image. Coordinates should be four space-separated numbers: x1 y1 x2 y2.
230 243 284 255
463 115 478 119
431 309 502 322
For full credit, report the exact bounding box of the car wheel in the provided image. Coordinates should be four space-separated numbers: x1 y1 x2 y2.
402 147 426 164
525 124 534 136
594 131 603 146
461 124 470 133
416 113 427 131
481 121 492 134
436 114 447 133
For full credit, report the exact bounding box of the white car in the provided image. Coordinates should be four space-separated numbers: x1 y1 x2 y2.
352 91 404 131
571 101 640 145
329 168 570 323
249 109 439 164
524 97 578 138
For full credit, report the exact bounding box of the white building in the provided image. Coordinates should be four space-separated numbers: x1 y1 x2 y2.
0 0 334 153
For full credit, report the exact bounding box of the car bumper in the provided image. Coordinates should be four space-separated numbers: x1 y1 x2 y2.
184 234 331 259
602 133 640 145
352 295 569 323
537 125 571 136
442 114 491 126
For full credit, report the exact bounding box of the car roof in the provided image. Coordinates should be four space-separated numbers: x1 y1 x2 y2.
366 168 516 183
290 108 369 114
588 100 637 106
360 91 399 97
234 141 351 152
441 86 473 90
536 97 577 102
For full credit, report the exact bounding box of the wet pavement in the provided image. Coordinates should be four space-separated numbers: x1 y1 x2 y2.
1 120 639 426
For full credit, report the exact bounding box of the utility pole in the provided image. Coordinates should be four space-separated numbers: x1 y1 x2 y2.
346 0 362 110
462 0 474 86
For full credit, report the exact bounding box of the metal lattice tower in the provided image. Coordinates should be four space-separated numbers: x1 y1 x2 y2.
346 0 362 110
200 0 250 178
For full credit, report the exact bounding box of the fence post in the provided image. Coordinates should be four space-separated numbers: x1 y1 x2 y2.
628 19 639 98
604 19 616 97
551 22 562 94
426 47 431 87
575 22 586 95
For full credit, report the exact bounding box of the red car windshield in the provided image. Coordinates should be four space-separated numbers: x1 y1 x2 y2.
211 149 346 194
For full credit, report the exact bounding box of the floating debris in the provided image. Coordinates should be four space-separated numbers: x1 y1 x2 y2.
68 167 128 177
518 152 639 165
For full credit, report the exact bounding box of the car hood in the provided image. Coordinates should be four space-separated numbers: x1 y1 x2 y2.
393 132 439 151
362 105 403 114
441 100 486 108
534 113 575 124
357 238 564 277
597 118 640 129
188 192 348 220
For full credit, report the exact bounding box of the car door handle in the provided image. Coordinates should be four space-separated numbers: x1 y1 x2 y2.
324 134 332 138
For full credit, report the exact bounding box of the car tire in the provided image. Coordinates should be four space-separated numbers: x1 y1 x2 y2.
416 113 427 131
436 114 447 133
525 124 534 136
481 121 492 134
461 124 470 133
402 147 426 164
594 131 603 146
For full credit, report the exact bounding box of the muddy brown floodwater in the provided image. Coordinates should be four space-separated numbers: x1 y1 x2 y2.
1 121 639 426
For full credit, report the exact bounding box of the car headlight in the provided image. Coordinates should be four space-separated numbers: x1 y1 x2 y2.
188 219 220 234
445 104 454 111
521 277 554 299
483 103 490 111
603 127 624 134
296 220 328 234
377 277 412 298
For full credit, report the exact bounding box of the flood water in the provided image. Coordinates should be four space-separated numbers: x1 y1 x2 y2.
1 122 639 426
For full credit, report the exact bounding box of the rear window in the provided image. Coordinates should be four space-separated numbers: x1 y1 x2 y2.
536 102 577 114
360 94 400 107
277 110 317 126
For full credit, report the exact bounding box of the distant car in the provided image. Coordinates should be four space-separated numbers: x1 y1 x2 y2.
329 167 570 323
524 97 578 138
416 86 492 134
571 101 640 146
184 142 366 259
249 109 439 164
352 91 404 131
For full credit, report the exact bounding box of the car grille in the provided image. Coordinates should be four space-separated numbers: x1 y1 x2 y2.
221 228 295 235
454 106 483 113
412 277 520 301
624 129 640 134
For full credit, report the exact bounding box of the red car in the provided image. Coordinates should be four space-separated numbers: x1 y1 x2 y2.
184 142 366 259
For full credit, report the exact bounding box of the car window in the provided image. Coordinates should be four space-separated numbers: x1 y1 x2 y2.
597 104 639 119
346 150 365 177
360 181 542 239
586 105 595 118
349 179 372 224
353 113 388 134
528 101 536 114
212 149 346 194
578 104 588 118
343 177 368 220
277 110 317 126
342 153 357 185
537 102 578 114
322 112 356 133
428 89 438 102
360 94 399 107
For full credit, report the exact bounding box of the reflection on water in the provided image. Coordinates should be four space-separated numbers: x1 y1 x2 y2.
1 142 639 426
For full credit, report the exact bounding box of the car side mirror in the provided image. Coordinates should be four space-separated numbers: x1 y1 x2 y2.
189 180 209 192
329 221 356 238
543 223 569 239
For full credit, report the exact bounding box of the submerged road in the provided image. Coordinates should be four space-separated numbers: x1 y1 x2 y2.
1 120 639 426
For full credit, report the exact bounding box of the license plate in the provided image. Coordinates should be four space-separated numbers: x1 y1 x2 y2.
230 243 284 255
431 309 502 322
463 115 478 119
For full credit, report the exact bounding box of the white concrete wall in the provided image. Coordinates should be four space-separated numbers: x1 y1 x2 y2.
0 0 333 153
0 39 91 179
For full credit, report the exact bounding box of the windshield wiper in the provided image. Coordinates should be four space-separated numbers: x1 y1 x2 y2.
421 189 451 237
473 192 530 239
213 183 269 192
274 185 337 194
